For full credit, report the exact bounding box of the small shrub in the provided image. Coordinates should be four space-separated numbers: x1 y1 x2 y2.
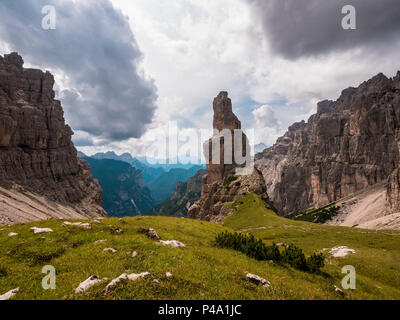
0 265 8 277
215 231 324 273
224 175 238 188
306 253 325 273
282 244 307 271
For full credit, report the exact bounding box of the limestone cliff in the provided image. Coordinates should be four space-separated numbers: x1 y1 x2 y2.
255 72 400 216
0 52 106 224
188 92 275 222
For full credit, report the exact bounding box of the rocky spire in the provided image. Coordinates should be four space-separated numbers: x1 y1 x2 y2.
213 91 241 131
188 91 274 222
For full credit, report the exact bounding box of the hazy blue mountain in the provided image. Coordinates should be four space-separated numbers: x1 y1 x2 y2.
153 169 207 217
148 165 205 204
254 143 268 154
77 151 88 158
83 157 154 217
91 151 134 163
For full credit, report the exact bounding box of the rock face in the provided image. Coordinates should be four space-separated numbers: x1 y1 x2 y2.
0 52 106 224
206 92 250 183
188 92 274 222
255 72 400 215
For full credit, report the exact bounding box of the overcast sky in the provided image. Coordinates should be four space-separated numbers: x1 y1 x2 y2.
1 0 399 158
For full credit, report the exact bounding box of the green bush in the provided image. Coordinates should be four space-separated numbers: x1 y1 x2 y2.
0 264 8 277
306 253 325 273
215 231 324 273
282 244 307 271
223 175 238 188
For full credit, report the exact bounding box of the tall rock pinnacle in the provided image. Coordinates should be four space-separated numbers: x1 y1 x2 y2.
188 91 275 222
213 91 241 131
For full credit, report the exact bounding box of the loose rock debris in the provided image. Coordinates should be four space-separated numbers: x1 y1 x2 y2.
246 273 271 288
30 227 53 234
139 228 186 248
63 221 91 229
75 276 107 294
104 272 150 293
160 240 186 248
103 248 117 253
330 246 356 258
0 288 19 300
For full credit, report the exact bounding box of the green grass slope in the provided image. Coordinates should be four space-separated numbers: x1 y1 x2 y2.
0 193 399 300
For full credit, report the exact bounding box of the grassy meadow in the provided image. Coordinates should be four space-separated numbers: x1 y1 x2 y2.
0 193 399 300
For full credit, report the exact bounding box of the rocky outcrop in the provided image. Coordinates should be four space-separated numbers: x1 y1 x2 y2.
0 52 106 224
188 92 274 222
255 72 400 215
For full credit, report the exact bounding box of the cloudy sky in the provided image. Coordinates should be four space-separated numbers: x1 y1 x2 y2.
1 0 399 159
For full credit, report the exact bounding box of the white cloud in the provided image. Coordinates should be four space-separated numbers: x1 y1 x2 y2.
3 1 397 157
107 0 400 156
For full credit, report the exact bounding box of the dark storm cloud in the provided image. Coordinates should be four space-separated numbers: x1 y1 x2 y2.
247 0 400 59
0 0 157 143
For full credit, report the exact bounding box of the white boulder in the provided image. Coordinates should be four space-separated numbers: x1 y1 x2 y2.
159 240 186 248
104 272 150 293
246 273 271 288
75 276 106 294
63 221 91 229
330 246 356 258
30 227 53 234
0 288 19 300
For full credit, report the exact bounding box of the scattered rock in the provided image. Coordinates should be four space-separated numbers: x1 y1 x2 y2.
166 272 173 278
246 273 271 288
8 232 18 237
104 272 150 293
75 276 106 294
103 248 117 253
94 240 107 244
110 227 124 235
92 220 101 224
334 285 345 296
0 288 19 300
131 251 138 258
63 221 91 229
159 240 186 248
30 227 53 234
139 228 160 241
277 243 289 248
330 246 356 258
153 279 160 284
139 228 185 248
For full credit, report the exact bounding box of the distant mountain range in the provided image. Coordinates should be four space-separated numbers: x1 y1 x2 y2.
82 157 154 217
153 169 207 217
147 166 204 203
254 143 268 154
79 152 206 215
